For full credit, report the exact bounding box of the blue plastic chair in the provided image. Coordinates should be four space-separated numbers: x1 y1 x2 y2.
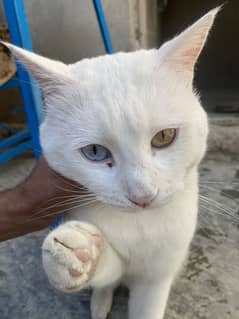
0 0 113 165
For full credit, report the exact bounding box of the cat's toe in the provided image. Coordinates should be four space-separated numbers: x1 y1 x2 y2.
42 221 102 292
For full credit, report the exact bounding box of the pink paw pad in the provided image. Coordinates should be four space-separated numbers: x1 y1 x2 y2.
68 267 82 277
75 248 90 262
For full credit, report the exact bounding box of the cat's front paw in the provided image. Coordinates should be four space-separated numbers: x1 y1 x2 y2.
42 221 102 292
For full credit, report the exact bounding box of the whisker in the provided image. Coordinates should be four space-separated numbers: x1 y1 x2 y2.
199 199 239 223
199 195 237 214
52 183 89 194
30 195 97 218
48 170 90 192
199 202 237 222
200 180 239 185
27 199 99 222
44 194 95 202
199 184 238 202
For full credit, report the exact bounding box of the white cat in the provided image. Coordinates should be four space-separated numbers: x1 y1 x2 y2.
5 8 219 319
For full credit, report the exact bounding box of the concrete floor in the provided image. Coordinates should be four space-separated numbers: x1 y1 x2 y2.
0 153 239 319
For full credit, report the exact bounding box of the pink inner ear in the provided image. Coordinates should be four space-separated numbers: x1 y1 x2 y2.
165 9 218 77
182 30 208 72
183 47 202 72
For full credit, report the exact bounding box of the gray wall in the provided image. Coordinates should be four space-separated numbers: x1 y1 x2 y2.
0 0 131 62
0 0 133 120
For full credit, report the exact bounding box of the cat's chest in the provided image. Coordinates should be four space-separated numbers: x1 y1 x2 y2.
69 201 197 260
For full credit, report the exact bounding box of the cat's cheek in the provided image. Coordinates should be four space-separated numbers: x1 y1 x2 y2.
156 179 184 205
174 180 185 193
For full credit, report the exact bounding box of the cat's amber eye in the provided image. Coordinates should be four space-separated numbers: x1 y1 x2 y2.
151 128 177 149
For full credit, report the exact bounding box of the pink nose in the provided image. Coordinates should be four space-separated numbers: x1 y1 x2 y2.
129 194 156 208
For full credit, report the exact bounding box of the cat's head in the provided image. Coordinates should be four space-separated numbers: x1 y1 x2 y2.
5 8 219 210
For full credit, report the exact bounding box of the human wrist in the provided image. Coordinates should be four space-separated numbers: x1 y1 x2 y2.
0 155 80 241
0 184 34 223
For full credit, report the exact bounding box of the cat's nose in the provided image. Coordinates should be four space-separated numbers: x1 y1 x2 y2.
128 193 156 208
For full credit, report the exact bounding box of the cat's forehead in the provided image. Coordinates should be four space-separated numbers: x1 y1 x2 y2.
68 50 185 111
66 50 196 135
69 49 162 87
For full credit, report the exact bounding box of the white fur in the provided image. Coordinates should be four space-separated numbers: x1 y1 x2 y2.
4 8 219 319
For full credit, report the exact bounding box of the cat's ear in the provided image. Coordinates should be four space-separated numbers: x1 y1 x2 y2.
1 42 70 95
161 7 220 79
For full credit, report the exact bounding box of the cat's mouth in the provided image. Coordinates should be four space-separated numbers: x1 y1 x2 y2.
96 192 174 212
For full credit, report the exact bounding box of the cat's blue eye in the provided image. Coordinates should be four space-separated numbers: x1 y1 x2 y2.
80 144 112 163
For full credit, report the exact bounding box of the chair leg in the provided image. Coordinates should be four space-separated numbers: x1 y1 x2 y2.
3 0 43 159
92 0 114 54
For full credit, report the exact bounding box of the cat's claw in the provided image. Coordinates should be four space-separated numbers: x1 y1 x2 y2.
42 221 102 292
